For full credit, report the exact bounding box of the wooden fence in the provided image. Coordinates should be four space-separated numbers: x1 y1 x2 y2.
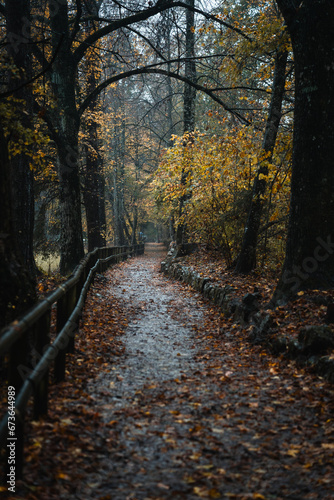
0 244 144 480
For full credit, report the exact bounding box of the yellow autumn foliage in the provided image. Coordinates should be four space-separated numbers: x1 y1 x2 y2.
153 125 291 266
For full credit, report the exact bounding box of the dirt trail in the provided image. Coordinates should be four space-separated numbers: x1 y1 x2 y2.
71 243 334 500
92 244 201 397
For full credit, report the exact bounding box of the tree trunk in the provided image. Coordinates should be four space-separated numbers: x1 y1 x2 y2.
273 0 334 302
113 192 125 246
183 0 196 134
83 140 105 251
83 97 106 251
0 125 36 330
98 170 107 244
176 0 196 245
56 133 84 273
113 166 127 246
112 117 127 246
132 205 138 245
82 17 106 252
50 0 84 274
5 0 37 276
235 48 288 273
131 151 141 246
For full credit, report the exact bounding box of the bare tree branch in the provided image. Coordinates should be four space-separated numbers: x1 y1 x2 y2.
78 64 250 124
125 25 168 62
71 0 83 39
73 1 251 64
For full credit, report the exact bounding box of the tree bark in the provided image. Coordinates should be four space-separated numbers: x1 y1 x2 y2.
235 48 288 273
176 0 196 245
82 51 106 251
183 0 196 134
98 171 107 244
0 0 36 329
83 130 106 251
5 0 37 276
112 171 127 247
273 0 334 302
50 0 84 273
83 142 105 251
0 125 36 330
112 115 127 246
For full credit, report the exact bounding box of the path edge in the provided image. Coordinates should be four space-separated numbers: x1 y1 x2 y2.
161 249 334 384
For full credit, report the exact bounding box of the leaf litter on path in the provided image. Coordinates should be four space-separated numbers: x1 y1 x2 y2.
14 244 334 500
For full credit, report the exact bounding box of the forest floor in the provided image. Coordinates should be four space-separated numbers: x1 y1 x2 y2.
10 244 334 500
181 247 334 344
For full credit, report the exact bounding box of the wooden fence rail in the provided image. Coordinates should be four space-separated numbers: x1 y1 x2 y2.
0 243 144 480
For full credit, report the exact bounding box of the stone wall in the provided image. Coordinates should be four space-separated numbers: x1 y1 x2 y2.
161 248 334 383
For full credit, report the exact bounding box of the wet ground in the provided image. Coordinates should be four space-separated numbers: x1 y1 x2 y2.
65 243 334 500
95 245 201 395
80 243 210 498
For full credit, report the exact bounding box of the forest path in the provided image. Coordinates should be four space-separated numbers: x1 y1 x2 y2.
77 244 333 500
20 244 334 500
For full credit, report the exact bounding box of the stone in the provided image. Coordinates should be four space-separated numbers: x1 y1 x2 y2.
287 339 303 357
298 325 334 354
311 295 329 307
271 336 288 355
325 302 334 323
234 293 261 325
198 277 210 292
174 243 198 258
203 282 213 299
315 355 334 383
248 311 274 343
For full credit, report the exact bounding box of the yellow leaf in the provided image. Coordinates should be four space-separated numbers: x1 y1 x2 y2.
209 489 221 498
32 439 43 448
107 420 118 426
321 443 334 449
184 475 196 483
194 486 210 497
60 418 73 426
57 472 70 480
286 448 300 457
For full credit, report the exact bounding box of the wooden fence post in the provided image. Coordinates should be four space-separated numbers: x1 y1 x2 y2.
54 283 78 381
54 294 67 382
33 310 51 418
112 247 117 265
66 286 77 354
8 333 29 393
